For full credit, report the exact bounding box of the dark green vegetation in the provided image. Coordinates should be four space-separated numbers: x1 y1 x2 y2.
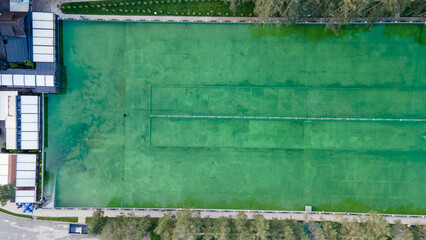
238 0 426 23
0 184 15 206
48 22 426 213
36 216 79 223
0 208 33 219
61 0 425 25
1 143 39 153
87 209 426 240
87 210 153 239
61 0 254 17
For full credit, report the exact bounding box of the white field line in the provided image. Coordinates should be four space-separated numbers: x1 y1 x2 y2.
150 114 426 122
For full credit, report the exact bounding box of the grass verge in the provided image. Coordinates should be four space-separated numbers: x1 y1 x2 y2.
0 208 33 219
36 216 79 223
61 0 254 17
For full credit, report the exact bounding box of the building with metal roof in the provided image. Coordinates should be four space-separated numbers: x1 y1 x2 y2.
0 4 61 93
0 153 39 204
0 94 40 150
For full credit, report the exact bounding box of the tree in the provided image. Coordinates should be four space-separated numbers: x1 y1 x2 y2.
233 212 254 240
87 209 108 236
321 221 341 239
252 214 269 240
289 219 309 240
392 220 415 240
212 216 233 240
268 218 284 240
309 221 326 240
173 209 202 240
154 213 176 240
341 212 391 240
99 213 152 240
413 225 426 239
0 184 15 206
363 212 392 239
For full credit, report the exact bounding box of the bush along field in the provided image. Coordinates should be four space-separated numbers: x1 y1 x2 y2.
61 0 255 17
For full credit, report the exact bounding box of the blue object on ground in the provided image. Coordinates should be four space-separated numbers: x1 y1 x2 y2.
22 203 33 213
17 203 23 209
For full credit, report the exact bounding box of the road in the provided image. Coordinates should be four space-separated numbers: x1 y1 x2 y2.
0 212 97 240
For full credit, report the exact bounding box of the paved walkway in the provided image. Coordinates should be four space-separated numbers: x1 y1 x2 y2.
2 202 426 225
56 13 425 24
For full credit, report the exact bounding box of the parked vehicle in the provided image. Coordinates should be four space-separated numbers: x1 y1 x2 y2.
68 224 87 234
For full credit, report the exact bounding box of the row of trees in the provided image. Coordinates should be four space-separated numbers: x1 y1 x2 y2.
87 209 426 240
227 0 425 22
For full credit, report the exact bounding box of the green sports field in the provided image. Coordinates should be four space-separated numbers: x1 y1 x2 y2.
46 22 426 214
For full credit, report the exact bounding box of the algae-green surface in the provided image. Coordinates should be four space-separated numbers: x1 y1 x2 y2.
46 22 426 214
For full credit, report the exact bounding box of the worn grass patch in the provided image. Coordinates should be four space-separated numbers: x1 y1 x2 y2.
36 216 79 223
0 208 33 219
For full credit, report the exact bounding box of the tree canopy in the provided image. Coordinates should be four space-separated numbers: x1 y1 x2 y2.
0 184 15 206
226 0 426 22
87 209 425 240
87 209 108 236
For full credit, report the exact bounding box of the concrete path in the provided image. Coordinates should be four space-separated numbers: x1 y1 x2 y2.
2 202 426 225
56 13 426 24
0 211 97 240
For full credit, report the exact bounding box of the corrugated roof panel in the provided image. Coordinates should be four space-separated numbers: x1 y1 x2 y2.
21 105 38 114
33 37 54 46
13 75 25 86
35 75 45 86
16 170 36 179
0 176 7 185
17 154 37 163
0 166 8 175
0 155 8 165
21 114 38 123
45 75 54 86
21 96 39 105
17 162 36 171
16 178 36 187
32 12 54 21
5 116 16 129
33 20 54 29
24 75 36 86
20 141 39 150
1 74 13 85
0 154 8 185
21 132 38 141
15 189 36 203
21 122 38 131
15 196 36 203
16 190 36 197
33 29 54 38
33 54 54 62
5 127 17 149
33 46 54 54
